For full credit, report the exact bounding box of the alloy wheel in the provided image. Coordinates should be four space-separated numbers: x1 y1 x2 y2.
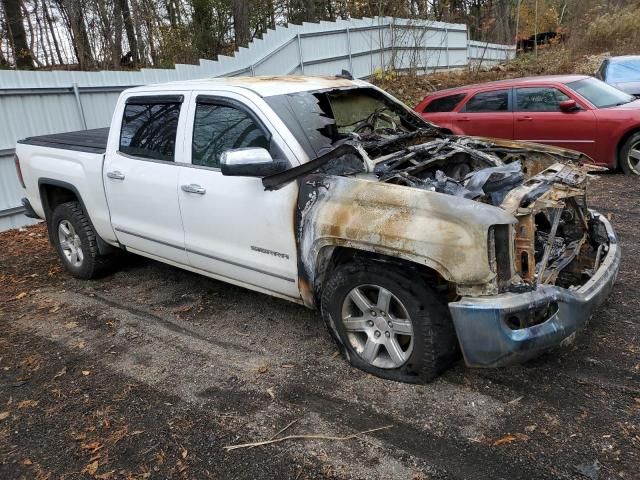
340 284 414 369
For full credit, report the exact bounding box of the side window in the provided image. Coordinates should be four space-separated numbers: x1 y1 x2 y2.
515 87 570 112
464 89 509 113
192 101 270 168
119 96 182 161
424 93 466 113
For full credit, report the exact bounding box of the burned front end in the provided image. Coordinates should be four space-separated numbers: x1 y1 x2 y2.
363 133 620 367
263 84 619 368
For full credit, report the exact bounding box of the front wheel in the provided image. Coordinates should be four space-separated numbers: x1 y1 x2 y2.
321 260 459 383
619 132 640 175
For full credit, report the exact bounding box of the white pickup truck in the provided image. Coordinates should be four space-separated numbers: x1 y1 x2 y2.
15 75 620 383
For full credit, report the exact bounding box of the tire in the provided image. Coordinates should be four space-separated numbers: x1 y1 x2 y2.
619 132 640 175
321 260 459 383
50 201 116 279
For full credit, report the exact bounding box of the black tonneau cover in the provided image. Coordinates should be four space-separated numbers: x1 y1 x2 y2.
18 127 109 154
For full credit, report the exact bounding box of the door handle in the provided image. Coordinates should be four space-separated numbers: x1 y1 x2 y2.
106 170 125 180
181 184 206 195
456 117 471 122
516 116 533 122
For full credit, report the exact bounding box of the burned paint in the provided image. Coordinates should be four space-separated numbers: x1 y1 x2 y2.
285 131 608 309
259 85 610 308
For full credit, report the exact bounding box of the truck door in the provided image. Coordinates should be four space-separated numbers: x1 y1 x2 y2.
177 92 300 299
103 93 189 264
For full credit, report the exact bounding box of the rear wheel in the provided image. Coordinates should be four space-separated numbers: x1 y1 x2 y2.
619 132 640 175
51 201 117 279
321 260 459 383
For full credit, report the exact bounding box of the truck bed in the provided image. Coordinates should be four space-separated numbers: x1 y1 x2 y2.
18 127 109 154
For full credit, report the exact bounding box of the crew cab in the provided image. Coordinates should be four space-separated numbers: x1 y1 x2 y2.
15 76 620 383
416 75 640 175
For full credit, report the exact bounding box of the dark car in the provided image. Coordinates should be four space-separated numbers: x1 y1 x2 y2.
596 56 640 98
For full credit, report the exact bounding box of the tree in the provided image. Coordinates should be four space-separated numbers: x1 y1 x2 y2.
233 0 249 47
2 0 33 68
58 0 95 69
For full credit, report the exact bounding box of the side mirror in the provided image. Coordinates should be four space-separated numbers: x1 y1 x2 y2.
559 99 579 112
220 147 288 177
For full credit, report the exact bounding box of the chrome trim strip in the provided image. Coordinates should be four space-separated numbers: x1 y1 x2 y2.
114 227 295 283
114 227 184 250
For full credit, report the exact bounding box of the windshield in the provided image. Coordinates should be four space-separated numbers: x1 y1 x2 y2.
265 87 429 159
566 77 634 108
607 60 640 83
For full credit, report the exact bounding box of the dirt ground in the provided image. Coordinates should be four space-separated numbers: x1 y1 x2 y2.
0 173 639 480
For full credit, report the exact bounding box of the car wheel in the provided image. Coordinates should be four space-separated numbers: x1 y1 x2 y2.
51 201 116 279
619 132 640 175
321 260 459 383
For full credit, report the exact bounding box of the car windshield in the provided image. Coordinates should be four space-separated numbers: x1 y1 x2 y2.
607 59 640 83
566 77 634 108
264 87 429 159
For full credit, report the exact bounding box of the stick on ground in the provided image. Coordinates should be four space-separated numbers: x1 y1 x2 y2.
224 425 392 451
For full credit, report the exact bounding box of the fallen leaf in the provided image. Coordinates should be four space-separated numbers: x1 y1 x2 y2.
64 321 78 329
71 432 87 441
180 447 188 459
82 370 91 376
493 434 516 446
95 472 115 480
331 351 340 358
257 366 268 374
507 396 524 405
266 387 275 399
22 458 33 465
524 424 537 433
49 305 61 313
17 399 38 409
176 459 187 473
281 364 295 369
53 367 67 380
15 292 28 300
81 441 103 453
0 412 9 420
129 430 144 436
83 460 99 476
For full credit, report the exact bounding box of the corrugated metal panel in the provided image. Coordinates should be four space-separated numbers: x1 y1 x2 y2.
0 15 515 232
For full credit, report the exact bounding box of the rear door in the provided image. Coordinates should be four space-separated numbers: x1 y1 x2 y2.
513 85 598 158
176 91 300 299
103 93 189 264
453 88 514 139
417 93 467 129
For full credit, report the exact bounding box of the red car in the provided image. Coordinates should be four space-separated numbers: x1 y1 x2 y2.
415 75 640 175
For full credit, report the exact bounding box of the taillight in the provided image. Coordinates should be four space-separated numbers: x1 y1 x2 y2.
14 153 25 188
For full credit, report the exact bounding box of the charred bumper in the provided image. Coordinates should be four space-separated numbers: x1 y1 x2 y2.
448 213 620 368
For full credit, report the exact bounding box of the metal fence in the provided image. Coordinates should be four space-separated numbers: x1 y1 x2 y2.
0 15 515 231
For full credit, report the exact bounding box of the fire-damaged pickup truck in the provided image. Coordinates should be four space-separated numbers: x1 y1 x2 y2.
15 76 620 382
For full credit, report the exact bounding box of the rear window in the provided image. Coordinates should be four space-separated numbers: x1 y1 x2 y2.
423 93 466 113
607 60 640 83
119 96 182 161
464 89 509 112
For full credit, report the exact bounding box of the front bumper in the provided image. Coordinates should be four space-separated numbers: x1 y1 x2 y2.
449 213 620 367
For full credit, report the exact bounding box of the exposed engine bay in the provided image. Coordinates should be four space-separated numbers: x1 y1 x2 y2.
264 128 609 295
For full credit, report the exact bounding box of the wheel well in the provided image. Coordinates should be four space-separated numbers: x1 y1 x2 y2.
440 128 453 135
40 184 78 219
315 246 452 303
616 128 640 168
